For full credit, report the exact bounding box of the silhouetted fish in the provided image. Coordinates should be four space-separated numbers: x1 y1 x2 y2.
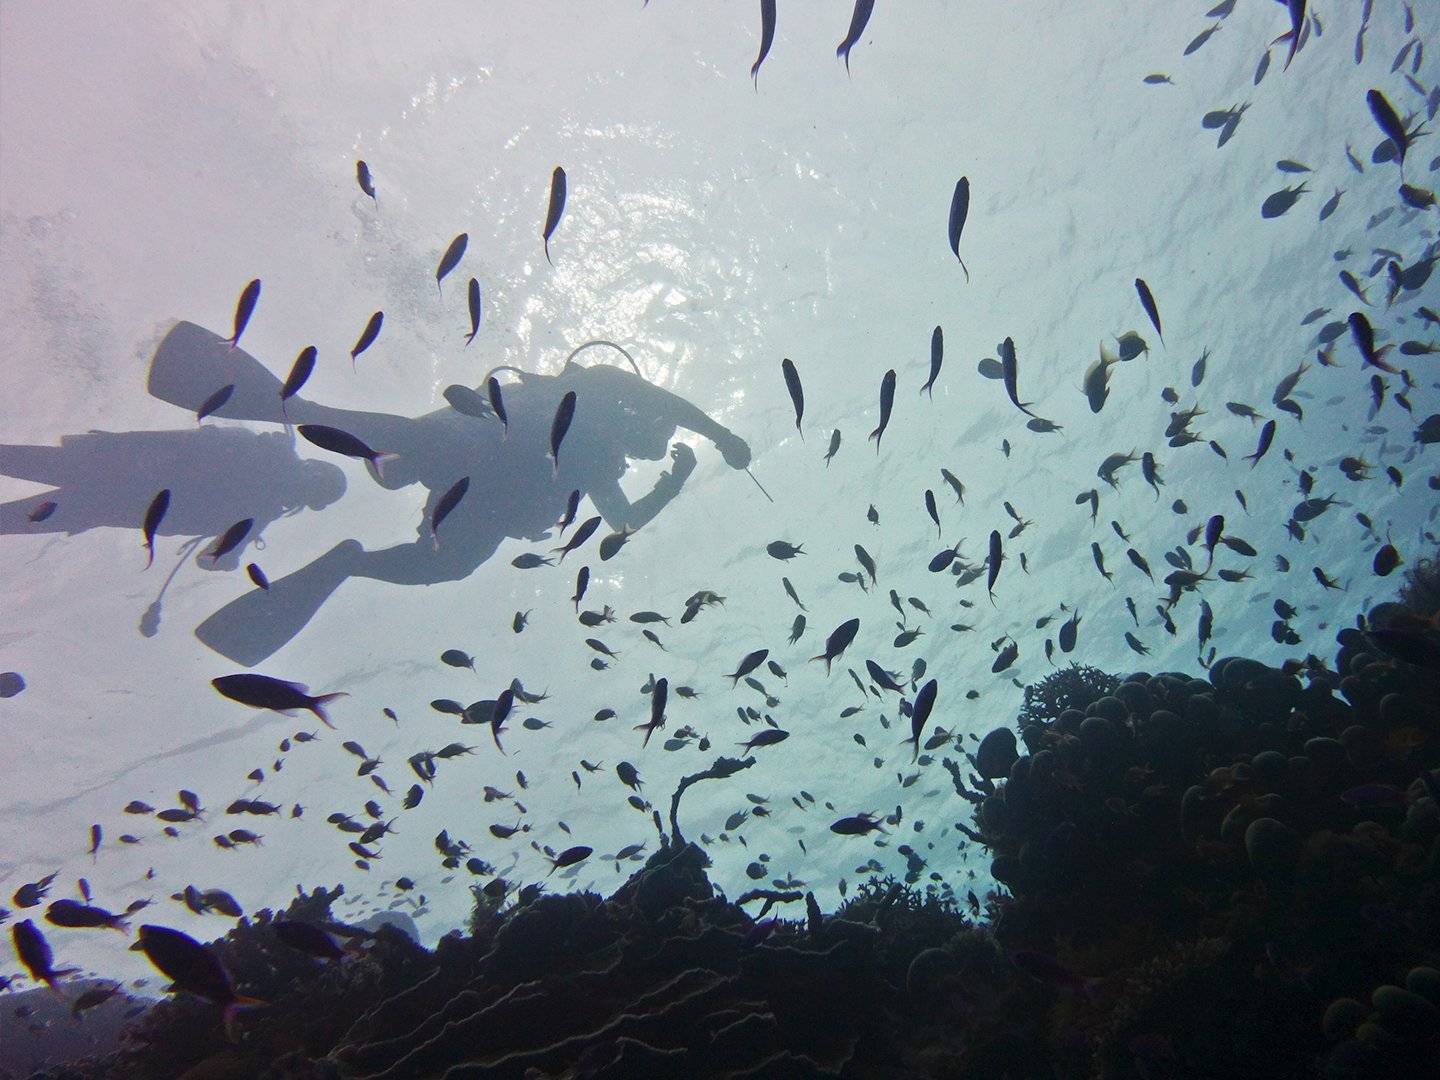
921 326 943 398
431 477 470 544
465 278 482 345
870 369 896 451
281 346 317 411
948 178 971 282
350 311 383 366
752 0 776 87
836 0 874 74
211 674 345 727
781 357 804 438
550 390 577 472
436 233 467 295
356 160 376 202
142 489 171 570
543 168 566 264
226 280 260 349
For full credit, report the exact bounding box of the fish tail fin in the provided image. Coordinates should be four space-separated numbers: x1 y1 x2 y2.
464 330 477 347
310 692 348 729
222 995 267 1042
544 239 552 266
959 256 970 283
369 452 401 484
144 544 155 570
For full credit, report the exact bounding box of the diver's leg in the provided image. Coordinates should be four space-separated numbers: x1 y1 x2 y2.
194 539 364 666
345 533 498 586
0 444 66 484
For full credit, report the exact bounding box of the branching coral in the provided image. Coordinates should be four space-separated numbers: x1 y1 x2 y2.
1019 662 1121 725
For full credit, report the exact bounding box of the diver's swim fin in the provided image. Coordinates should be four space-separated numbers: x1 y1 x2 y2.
148 321 289 424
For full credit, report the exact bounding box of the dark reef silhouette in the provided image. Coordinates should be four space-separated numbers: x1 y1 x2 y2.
14 576 1439 1080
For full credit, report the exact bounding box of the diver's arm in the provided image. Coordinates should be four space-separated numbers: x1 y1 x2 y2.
589 446 694 531
661 398 750 469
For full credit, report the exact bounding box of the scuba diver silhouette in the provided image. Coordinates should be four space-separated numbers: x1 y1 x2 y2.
0 394 348 636
142 320 752 666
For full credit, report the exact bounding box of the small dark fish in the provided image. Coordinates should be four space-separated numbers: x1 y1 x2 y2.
738 727 789 754
1273 0 1306 69
1261 183 1309 218
548 845 592 875
226 279 261 348
350 311 383 366
781 357 803 438
1254 48 1271 85
573 566 590 611
904 679 937 762
557 489 582 534
208 518 254 562
811 617 860 674
488 377 509 437
273 920 345 961
297 424 395 477
924 489 940 536
767 540 804 560
465 278 482 345
599 527 634 561
789 614 806 643
246 563 269 590
999 337 1037 417
941 468 965 504
28 500 57 523
142 489 171 569
921 326 943 398
356 160 376 202
436 233 468 295
751 0 776 87
726 649 769 687
542 168 566 265
1184 23 1222 56
1135 278 1163 343
782 577 806 610
1244 419 1276 467
854 543 877 585
443 383 493 419
636 678 667 747
1190 348 1209 387
196 384 234 424
1143 73 1175 85
138 924 261 1037
440 648 474 671
1367 89 1411 165
824 428 841 466
869 368 896 451
46 898 127 932
1058 611 1080 653
281 346 317 409
1348 312 1397 372
554 515 601 562
512 553 554 569
948 178 971 282
211 674 344 728
550 390 577 473
836 0 875 74
12 920 77 992
831 813 885 836
431 477 470 544
1319 188 1344 221
1373 543 1402 576
986 530 1002 604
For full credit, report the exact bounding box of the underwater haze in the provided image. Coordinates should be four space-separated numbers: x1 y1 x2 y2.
2 0 1439 1072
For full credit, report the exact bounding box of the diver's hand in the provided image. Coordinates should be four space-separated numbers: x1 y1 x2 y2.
669 442 697 480
714 430 751 470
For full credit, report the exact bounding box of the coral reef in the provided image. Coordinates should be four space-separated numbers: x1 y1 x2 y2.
15 606 1439 1079
1018 662 1121 726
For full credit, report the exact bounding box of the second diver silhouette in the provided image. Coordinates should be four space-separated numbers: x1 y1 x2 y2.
144 321 753 666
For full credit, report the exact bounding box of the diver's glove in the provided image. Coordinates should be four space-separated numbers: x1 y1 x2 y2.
714 430 751 469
